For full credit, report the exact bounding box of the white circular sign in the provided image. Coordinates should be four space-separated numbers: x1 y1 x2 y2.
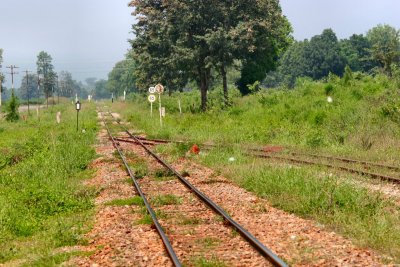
155 84 164 94
149 87 156 94
148 94 156 103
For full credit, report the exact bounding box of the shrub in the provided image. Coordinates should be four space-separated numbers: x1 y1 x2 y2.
5 91 20 122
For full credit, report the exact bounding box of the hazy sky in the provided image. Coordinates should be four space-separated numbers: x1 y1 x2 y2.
1 0 399 88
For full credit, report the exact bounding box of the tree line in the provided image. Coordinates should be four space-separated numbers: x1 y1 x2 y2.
265 24 400 87
0 50 93 103
120 1 400 111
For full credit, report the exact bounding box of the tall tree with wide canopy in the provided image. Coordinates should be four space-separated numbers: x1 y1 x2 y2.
367 24 400 75
130 0 291 110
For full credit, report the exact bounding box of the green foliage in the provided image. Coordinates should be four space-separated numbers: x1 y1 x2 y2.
107 50 137 95
324 84 334 95
269 29 346 87
5 91 20 122
114 73 400 161
231 164 400 260
151 194 183 206
0 103 97 264
343 65 353 85
340 34 377 72
18 73 38 100
93 79 110 99
36 51 57 99
130 0 291 108
367 24 400 75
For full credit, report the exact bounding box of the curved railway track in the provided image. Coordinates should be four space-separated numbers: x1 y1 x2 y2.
101 111 288 267
113 136 400 184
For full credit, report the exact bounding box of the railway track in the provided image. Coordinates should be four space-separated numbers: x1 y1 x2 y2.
113 136 400 184
101 111 287 267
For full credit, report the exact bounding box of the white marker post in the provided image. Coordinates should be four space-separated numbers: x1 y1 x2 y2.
124 90 126 101
148 94 156 117
178 99 182 115
155 84 164 127
148 87 156 117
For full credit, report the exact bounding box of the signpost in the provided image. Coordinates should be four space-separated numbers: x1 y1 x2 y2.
76 100 81 131
148 94 156 117
155 84 164 127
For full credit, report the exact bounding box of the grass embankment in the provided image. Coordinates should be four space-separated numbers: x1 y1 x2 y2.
0 102 98 265
110 74 400 261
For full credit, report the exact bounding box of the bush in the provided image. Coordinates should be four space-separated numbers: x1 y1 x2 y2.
5 91 20 122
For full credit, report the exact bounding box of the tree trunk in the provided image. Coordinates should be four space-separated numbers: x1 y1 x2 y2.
221 65 228 107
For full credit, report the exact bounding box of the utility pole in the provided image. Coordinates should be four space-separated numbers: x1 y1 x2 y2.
0 63 3 107
57 76 60 104
25 70 32 114
6 65 19 93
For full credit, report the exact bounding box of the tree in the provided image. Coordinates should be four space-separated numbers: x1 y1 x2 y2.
130 0 291 110
304 29 346 80
107 51 137 96
367 24 400 75
93 79 110 99
340 34 377 72
235 0 292 94
18 74 38 100
59 71 75 97
36 51 57 106
130 1 190 96
271 29 346 87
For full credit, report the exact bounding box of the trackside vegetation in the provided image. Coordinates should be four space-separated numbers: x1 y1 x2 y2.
0 103 97 265
111 73 400 262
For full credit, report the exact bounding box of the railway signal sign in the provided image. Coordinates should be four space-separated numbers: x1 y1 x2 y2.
149 87 156 94
148 94 156 103
155 84 164 94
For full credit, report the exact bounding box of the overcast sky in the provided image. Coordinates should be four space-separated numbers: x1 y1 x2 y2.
1 0 399 88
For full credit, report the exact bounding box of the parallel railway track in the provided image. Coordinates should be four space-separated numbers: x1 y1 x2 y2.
113 136 400 184
101 110 288 267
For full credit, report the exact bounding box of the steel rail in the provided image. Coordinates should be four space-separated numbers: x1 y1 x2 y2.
290 152 400 172
101 113 182 267
120 136 400 172
107 112 288 267
114 137 399 184
254 153 400 184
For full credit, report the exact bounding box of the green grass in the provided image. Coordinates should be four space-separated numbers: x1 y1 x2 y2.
135 214 153 225
191 256 226 267
113 74 400 164
0 102 98 264
110 74 400 262
220 156 400 260
151 194 183 206
105 196 144 207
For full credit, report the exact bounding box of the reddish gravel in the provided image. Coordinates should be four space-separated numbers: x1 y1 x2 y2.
68 113 394 266
69 126 171 266
116 131 394 267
